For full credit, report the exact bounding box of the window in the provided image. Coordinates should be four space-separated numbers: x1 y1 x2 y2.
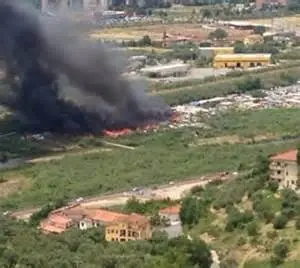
128 231 132 237
236 62 241 68
291 180 295 184
120 238 126 242
286 171 289 176
120 230 126 236
277 170 281 175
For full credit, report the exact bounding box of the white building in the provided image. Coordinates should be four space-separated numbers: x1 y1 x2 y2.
140 63 190 78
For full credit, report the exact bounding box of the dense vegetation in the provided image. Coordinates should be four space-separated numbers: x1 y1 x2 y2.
0 216 212 268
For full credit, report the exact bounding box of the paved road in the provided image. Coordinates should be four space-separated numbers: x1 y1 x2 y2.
10 172 235 220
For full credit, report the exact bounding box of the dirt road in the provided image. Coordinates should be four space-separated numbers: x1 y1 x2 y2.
10 172 234 220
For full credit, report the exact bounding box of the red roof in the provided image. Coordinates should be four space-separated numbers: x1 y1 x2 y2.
86 209 126 223
159 205 181 215
109 213 149 227
48 214 72 225
270 149 297 162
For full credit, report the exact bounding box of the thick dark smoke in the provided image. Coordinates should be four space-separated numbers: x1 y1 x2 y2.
0 0 171 134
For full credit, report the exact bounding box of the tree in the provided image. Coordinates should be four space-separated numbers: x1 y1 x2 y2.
272 215 288 229
180 197 205 227
187 238 212 268
208 28 228 40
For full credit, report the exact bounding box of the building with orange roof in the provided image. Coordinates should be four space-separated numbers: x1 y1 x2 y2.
105 213 151 242
269 149 298 190
78 209 128 230
159 205 181 226
40 213 75 234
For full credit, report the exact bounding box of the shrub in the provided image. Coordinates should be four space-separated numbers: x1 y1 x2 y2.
247 221 258 236
295 217 300 230
267 181 279 193
236 236 247 246
266 230 277 240
270 255 284 266
273 215 288 229
273 241 289 259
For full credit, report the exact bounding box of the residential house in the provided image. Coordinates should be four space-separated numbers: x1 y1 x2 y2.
78 209 126 230
269 149 298 190
159 205 181 226
40 213 75 234
105 213 151 242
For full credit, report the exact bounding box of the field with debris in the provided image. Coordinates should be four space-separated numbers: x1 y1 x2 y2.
89 23 251 42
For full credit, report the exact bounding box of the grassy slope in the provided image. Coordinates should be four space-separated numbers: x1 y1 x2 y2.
0 118 299 209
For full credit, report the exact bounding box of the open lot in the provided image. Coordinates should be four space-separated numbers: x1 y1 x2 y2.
89 23 251 42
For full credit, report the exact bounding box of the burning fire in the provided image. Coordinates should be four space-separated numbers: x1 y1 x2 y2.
104 111 180 138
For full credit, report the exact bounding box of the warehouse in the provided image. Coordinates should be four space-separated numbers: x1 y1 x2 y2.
213 54 272 69
198 47 234 59
140 63 190 78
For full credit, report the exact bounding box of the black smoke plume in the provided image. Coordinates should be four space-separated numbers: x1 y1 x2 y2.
0 0 171 134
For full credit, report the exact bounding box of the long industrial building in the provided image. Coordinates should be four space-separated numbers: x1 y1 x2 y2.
140 63 190 78
213 54 272 69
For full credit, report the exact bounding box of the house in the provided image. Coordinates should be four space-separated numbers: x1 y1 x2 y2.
159 205 181 225
105 213 152 242
78 209 126 230
269 149 298 190
213 53 272 69
40 213 75 234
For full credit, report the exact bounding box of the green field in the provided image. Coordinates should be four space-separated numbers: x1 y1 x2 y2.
1 106 300 209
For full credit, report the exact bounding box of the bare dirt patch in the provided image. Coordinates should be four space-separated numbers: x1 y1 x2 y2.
0 175 29 198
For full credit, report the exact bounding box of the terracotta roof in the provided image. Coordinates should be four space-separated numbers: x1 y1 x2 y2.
85 209 127 223
112 213 149 226
159 205 181 215
48 214 72 225
40 221 66 234
270 149 297 161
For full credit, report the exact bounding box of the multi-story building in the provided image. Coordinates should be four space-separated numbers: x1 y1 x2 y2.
269 149 298 190
105 213 152 242
213 53 272 69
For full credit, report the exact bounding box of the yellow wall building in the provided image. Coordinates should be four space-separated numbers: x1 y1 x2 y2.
213 53 271 69
105 213 152 242
269 150 298 190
